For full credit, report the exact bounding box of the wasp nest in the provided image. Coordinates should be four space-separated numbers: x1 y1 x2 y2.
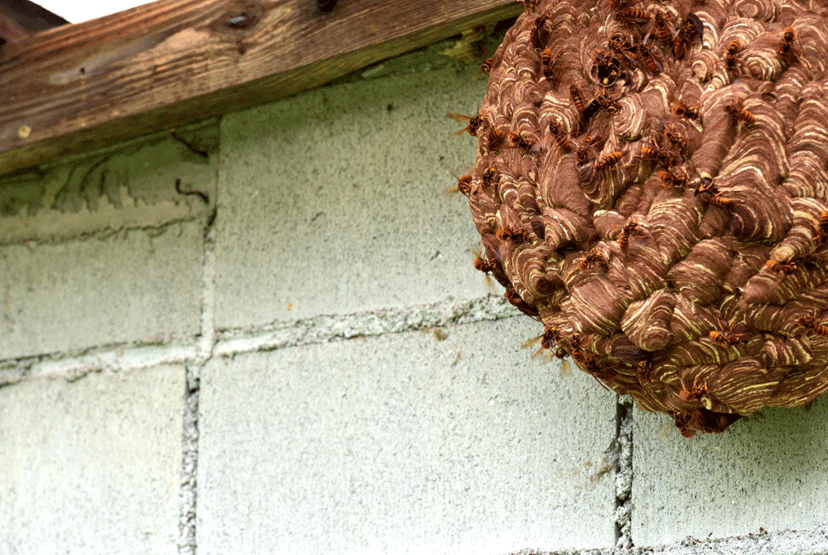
460 0 828 437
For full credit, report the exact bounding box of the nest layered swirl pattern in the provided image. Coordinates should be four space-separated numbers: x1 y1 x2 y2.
460 0 828 437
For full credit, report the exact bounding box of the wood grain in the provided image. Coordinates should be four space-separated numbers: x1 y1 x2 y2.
0 0 519 176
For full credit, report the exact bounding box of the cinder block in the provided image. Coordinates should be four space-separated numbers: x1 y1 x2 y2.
632 400 828 546
214 61 491 331
198 317 618 554
0 222 203 359
0 364 184 555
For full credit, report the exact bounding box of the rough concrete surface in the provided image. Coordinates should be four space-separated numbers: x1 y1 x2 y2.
214 58 489 331
632 400 828 546
0 221 204 359
197 317 618 554
0 364 184 554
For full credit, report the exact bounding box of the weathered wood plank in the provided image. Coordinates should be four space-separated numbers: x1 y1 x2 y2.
0 0 519 176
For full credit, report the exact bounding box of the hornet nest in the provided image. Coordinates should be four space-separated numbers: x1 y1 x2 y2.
456 0 828 437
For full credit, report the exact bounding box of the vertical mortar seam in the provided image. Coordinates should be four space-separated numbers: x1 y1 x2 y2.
178 199 216 554
614 395 633 551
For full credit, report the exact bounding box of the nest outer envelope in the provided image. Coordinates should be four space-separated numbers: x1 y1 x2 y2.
462 0 828 437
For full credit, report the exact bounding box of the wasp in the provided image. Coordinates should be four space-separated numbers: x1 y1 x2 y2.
540 325 561 349
765 258 798 282
595 87 621 113
569 332 585 362
482 167 499 188
532 12 552 46
663 123 688 151
636 359 653 384
615 7 652 25
710 194 734 209
658 167 689 189
797 309 828 336
723 40 743 73
504 286 540 319
532 119 570 154
596 151 624 171
457 174 472 195
585 357 616 383
471 248 497 289
487 127 508 150
695 177 716 196
694 178 734 208
609 34 639 68
540 47 560 81
777 26 799 64
576 131 602 164
703 190 735 209
579 100 602 132
709 317 746 346
653 13 674 47
496 226 528 243
725 100 755 126
444 173 473 196
573 86 600 131
817 211 828 244
619 221 635 253
570 84 587 114
480 58 493 75
520 0 538 12
508 131 535 153
473 249 497 274
619 220 649 253
638 36 663 74
581 355 614 389
672 13 703 60
641 143 674 167
447 113 485 136
522 324 562 358
672 101 700 121
548 119 572 152
679 382 708 402
579 247 610 272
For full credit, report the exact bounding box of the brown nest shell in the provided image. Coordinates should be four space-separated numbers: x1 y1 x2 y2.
461 0 828 437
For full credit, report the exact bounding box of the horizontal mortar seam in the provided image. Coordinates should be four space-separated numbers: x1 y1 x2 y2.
0 294 521 385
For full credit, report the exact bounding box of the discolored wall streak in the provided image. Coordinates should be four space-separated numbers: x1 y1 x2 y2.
463 0 828 436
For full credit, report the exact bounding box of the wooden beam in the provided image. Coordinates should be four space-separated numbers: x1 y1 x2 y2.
0 0 520 176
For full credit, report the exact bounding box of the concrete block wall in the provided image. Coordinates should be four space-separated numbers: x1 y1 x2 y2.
1 38 828 555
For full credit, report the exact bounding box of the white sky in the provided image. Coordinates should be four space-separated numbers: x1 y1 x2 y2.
36 0 149 24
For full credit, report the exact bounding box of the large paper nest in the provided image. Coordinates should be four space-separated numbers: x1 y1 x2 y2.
461 0 828 436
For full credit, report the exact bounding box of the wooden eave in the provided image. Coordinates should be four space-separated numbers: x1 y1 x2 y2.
0 0 519 177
